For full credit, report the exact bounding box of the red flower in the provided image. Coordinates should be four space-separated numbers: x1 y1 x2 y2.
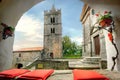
95 14 99 17
99 18 112 27
108 32 113 42
5 29 12 36
104 11 108 14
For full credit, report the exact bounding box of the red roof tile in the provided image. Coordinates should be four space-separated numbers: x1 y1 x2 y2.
14 47 43 52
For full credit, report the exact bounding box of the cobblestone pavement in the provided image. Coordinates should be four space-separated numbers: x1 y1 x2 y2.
47 70 120 80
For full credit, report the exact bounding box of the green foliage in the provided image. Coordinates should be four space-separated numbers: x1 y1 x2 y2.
63 54 81 59
62 35 82 58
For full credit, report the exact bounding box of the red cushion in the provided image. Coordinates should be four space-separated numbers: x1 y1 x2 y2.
73 70 109 80
0 69 30 78
17 69 54 80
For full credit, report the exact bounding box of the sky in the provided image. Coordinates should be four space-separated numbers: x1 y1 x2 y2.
13 0 84 50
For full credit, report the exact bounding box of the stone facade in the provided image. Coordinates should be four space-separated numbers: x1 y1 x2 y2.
80 4 107 68
80 4 107 59
44 5 62 59
81 6 91 57
13 47 43 68
81 1 120 71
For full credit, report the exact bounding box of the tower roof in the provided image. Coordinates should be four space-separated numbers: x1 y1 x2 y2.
51 4 56 12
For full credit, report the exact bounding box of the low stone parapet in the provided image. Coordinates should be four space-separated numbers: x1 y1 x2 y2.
35 60 69 70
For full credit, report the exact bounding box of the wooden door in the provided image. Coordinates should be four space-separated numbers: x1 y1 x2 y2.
94 35 100 55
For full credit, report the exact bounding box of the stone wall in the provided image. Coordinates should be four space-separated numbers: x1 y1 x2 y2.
13 51 41 68
82 13 91 57
35 60 69 70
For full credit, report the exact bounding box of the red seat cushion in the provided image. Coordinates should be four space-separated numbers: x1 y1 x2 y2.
73 70 109 80
17 69 54 80
0 69 30 78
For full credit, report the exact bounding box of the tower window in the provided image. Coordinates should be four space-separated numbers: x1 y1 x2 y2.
53 28 55 33
51 18 53 23
53 17 55 23
50 17 55 24
19 53 21 57
51 28 55 33
51 28 52 33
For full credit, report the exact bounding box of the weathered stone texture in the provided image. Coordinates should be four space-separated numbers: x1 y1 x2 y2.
13 51 41 68
35 60 68 70
83 16 91 57
44 6 62 58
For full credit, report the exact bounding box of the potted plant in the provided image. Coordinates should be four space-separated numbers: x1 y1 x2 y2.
96 11 113 28
95 11 119 71
1 22 15 39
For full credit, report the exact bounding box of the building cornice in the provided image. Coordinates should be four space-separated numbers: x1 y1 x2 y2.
80 4 90 24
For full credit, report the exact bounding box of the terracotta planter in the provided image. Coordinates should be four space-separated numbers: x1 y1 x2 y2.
99 18 112 27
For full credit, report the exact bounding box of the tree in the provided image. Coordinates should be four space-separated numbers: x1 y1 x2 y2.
62 35 82 56
62 36 71 55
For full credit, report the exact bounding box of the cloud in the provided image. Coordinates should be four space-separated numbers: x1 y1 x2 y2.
71 37 83 45
13 14 43 50
16 14 43 36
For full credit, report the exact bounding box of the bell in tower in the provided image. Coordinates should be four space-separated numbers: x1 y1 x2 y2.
44 5 62 59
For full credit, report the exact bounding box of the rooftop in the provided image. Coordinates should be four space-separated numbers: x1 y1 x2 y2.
13 47 43 52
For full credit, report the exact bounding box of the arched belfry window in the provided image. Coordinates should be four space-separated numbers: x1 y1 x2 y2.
51 18 53 23
51 28 55 33
53 28 55 33
51 28 52 33
50 17 55 24
53 17 55 23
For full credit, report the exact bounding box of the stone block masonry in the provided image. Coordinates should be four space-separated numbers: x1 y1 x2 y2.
35 60 69 70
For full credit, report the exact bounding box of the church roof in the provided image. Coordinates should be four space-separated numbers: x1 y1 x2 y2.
13 47 43 52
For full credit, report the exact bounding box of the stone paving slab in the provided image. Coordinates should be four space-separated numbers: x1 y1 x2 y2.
96 70 120 80
47 70 73 80
47 70 120 80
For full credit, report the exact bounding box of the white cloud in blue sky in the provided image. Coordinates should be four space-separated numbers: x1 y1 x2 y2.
13 0 84 50
14 14 43 50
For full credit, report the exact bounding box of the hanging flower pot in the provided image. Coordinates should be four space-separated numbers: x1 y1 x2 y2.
95 11 119 71
1 22 15 39
99 18 113 27
96 11 113 28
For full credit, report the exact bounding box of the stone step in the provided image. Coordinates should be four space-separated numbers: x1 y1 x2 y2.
69 62 100 69
82 57 101 64
81 61 99 64
69 61 100 69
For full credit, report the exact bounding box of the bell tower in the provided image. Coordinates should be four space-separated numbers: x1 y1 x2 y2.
44 5 62 58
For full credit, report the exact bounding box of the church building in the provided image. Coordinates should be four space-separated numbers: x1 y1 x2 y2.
44 5 62 58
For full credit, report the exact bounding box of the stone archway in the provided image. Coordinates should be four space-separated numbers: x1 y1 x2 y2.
0 0 43 71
